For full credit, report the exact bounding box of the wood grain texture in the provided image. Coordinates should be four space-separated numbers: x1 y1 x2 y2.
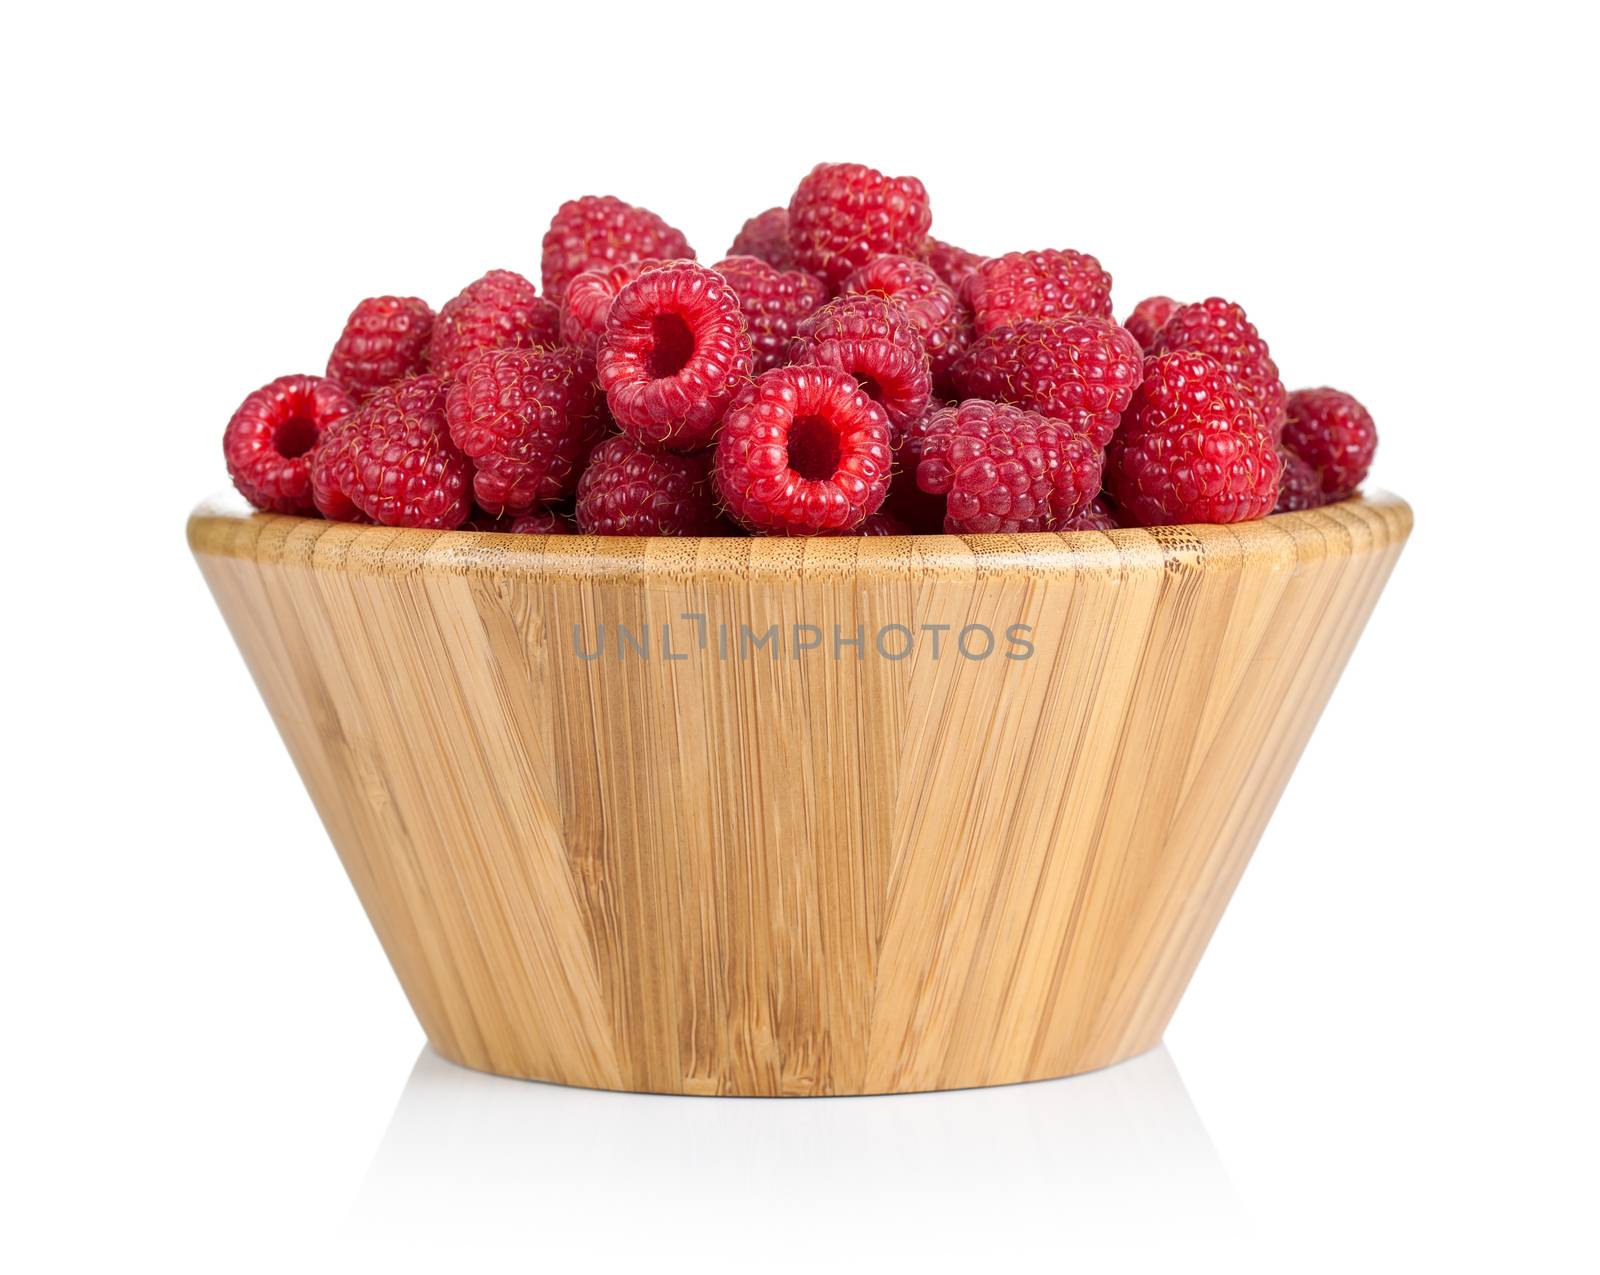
189 491 1411 1095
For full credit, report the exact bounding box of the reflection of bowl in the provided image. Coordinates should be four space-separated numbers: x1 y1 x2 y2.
189 491 1411 1096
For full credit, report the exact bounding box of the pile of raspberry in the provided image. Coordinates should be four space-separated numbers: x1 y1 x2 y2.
223 164 1378 536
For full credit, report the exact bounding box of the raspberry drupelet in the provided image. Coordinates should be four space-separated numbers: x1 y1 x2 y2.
326 296 435 401
913 399 1103 534
576 435 722 536
787 294 932 445
1282 387 1378 502
224 374 355 514
1149 297 1287 438
951 316 1143 448
713 255 830 373
1105 351 1281 526
541 195 694 299
787 162 932 290
310 374 473 529
714 364 893 535
963 249 1114 336
444 347 608 514
427 270 558 377
595 260 755 452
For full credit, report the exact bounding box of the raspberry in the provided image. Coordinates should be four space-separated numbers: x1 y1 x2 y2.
914 400 1102 534
1062 495 1120 531
951 317 1143 448
310 374 472 528
444 347 608 514
713 255 830 373
559 261 657 355
1274 446 1324 512
1282 387 1377 501
541 195 693 299
842 254 971 395
224 374 355 514
727 207 796 270
963 249 1114 336
1105 351 1280 526
1149 298 1286 438
1123 296 1179 351
856 510 910 535
326 296 435 401
595 261 754 452
465 507 575 534
919 237 984 292
428 270 559 377
787 162 932 290
714 364 893 535
576 435 720 536
787 294 931 444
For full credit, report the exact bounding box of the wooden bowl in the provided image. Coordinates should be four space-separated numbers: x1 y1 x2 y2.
189 492 1410 1096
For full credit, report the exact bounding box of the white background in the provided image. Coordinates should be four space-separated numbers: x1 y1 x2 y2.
3 2 1596 1270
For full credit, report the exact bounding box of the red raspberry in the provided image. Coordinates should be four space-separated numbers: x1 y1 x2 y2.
919 237 984 292
714 364 893 535
842 254 971 395
310 375 471 528
787 162 932 290
465 507 575 534
856 510 910 535
1062 495 1121 531
224 374 355 514
1149 298 1286 438
1123 296 1180 351
951 317 1143 448
1282 388 1377 501
596 260 754 452
428 270 558 377
963 249 1114 335
576 435 720 536
914 399 1102 534
787 294 931 444
444 347 608 514
1275 446 1324 512
326 296 435 401
1105 351 1280 526
713 255 830 373
727 207 796 270
541 195 693 299
559 261 658 355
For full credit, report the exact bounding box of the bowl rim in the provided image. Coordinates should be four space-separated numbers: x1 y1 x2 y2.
188 489 1411 581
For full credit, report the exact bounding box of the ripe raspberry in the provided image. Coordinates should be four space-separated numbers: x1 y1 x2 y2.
1282 388 1377 501
541 195 694 299
444 347 608 514
224 374 355 514
559 261 657 355
1062 495 1120 531
727 207 796 270
465 507 575 534
596 261 754 452
919 237 984 291
714 364 893 535
951 317 1143 447
576 435 720 536
428 270 559 376
787 162 932 290
1274 446 1324 513
914 400 1102 534
310 374 472 528
713 255 829 373
963 249 1114 336
1123 296 1180 351
326 296 435 401
842 254 971 395
787 294 931 444
1105 351 1280 526
1149 298 1287 437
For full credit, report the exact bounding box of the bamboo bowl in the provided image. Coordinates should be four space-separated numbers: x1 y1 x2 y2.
190 491 1410 1096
